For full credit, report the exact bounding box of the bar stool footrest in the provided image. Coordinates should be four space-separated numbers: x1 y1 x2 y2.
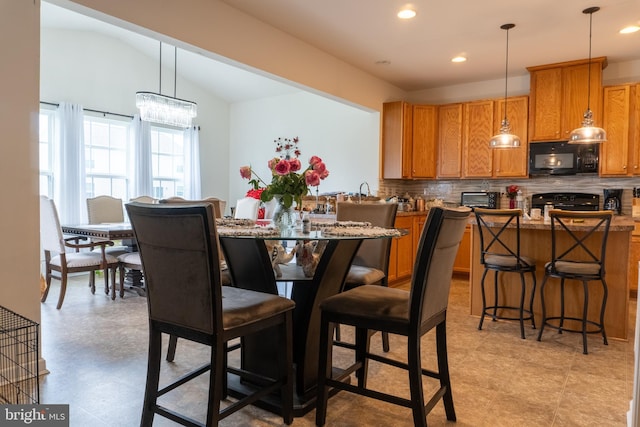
541 316 605 335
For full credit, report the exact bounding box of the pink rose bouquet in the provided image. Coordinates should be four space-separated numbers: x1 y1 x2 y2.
239 137 329 209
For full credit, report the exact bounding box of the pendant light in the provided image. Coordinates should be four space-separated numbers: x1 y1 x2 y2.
489 23 520 148
136 42 197 128
568 6 607 144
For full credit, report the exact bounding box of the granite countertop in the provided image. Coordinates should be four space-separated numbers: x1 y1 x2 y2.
469 214 634 231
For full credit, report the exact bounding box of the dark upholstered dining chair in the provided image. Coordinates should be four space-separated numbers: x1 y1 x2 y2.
315 206 471 427
335 202 398 352
40 196 118 309
537 209 613 355
474 208 537 339
126 202 295 426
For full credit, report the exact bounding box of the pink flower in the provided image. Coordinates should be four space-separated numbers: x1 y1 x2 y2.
289 158 301 172
268 157 278 170
274 159 291 175
305 170 321 187
239 165 252 180
309 156 322 166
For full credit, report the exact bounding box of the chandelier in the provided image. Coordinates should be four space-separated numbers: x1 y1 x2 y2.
136 43 197 128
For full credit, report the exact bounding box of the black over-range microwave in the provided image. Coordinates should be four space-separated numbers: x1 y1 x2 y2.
529 141 599 176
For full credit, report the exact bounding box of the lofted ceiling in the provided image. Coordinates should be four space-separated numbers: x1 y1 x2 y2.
42 1 640 102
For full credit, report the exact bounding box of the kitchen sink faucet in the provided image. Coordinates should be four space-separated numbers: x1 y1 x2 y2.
358 182 370 203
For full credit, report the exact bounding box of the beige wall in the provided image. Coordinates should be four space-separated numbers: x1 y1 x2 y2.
1 3 41 325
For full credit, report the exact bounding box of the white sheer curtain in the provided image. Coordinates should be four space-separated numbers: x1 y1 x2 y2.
183 125 201 199
129 114 153 198
54 102 86 225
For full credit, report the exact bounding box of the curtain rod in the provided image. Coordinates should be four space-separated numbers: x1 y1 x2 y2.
40 101 133 119
39 101 200 130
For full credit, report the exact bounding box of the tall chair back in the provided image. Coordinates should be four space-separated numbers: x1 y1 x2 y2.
315 207 471 427
126 202 295 425
234 197 260 220
160 196 225 218
336 202 398 272
86 195 124 223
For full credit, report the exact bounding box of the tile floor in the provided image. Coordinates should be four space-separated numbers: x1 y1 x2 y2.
38 274 636 426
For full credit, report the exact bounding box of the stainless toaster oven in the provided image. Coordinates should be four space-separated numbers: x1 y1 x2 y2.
460 192 499 209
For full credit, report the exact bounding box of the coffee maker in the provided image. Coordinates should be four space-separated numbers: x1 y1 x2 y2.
603 189 623 214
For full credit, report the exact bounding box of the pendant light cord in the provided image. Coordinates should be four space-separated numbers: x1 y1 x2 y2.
503 26 510 122
587 10 593 111
174 46 177 98
159 42 162 95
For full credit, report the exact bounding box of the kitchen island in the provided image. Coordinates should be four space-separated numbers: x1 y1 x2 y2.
469 215 634 340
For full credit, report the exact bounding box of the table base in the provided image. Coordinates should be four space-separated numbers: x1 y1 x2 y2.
226 367 348 418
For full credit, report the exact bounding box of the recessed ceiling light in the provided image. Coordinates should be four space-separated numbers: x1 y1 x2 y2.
397 8 417 19
375 60 391 65
451 56 467 63
620 25 640 34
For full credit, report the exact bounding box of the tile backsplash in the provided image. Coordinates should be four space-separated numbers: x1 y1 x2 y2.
379 175 640 215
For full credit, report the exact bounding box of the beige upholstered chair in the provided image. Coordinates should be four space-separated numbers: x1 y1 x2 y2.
129 195 158 204
86 195 129 257
315 207 471 427
127 202 295 425
234 197 260 220
86 195 125 224
160 196 225 218
335 202 398 352
40 196 118 309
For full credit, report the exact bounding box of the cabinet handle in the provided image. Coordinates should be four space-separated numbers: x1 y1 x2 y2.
624 165 627 169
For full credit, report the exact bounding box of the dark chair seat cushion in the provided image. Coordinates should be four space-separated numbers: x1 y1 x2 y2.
320 285 410 324
345 265 385 286
545 260 601 276
222 286 295 330
485 254 535 268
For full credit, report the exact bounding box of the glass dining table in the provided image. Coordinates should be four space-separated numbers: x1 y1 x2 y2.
217 220 403 417
64 217 404 417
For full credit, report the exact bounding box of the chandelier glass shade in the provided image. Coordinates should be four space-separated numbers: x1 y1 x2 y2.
569 6 606 144
135 92 197 128
136 43 197 128
489 23 520 148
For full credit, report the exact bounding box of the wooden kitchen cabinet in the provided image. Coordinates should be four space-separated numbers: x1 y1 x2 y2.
382 101 437 179
382 101 413 179
412 213 427 250
463 100 495 178
438 103 463 178
527 57 606 142
629 231 640 296
492 96 529 178
460 96 529 178
411 105 438 178
388 215 414 284
452 224 471 274
600 83 640 176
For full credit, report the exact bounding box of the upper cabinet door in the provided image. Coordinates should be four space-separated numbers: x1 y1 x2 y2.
411 105 438 179
527 57 606 142
493 96 529 178
382 101 413 179
463 100 494 178
437 103 463 178
601 85 631 176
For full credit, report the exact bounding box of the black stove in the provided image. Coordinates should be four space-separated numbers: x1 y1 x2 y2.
530 192 600 211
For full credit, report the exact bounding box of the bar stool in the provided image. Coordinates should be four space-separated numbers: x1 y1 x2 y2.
537 209 613 354
474 208 537 339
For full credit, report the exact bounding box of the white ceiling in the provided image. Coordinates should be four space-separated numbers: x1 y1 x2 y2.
42 0 640 103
